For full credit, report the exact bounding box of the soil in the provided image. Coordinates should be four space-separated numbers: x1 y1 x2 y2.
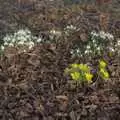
0 0 120 120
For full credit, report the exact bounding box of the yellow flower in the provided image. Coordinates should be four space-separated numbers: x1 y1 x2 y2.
79 64 90 72
70 72 80 81
100 68 109 79
85 73 93 83
64 68 70 74
99 60 107 68
71 63 79 68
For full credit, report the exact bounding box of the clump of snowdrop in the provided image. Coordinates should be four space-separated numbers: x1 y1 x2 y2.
70 31 115 58
0 29 42 53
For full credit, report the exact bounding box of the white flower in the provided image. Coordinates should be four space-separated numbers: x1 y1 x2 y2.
37 38 42 42
117 39 120 46
29 41 34 45
18 41 25 45
23 50 26 52
99 31 106 39
25 35 31 39
85 50 89 54
12 38 16 43
70 50 74 54
50 30 56 34
17 29 27 36
86 45 90 49
92 39 96 43
4 42 8 46
3 36 11 42
66 25 76 30
29 45 33 49
97 47 101 51
106 33 114 40
28 41 34 49
9 43 14 47
50 29 62 36
17 36 27 41
91 31 99 37
76 49 80 53
109 47 115 52
1 46 4 50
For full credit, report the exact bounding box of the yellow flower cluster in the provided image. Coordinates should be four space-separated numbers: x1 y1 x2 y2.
65 60 110 85
66 63 93 84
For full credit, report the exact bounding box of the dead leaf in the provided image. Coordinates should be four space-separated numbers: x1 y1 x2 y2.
80 33 88 42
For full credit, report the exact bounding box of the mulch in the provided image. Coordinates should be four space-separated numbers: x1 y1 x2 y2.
0 42 119 120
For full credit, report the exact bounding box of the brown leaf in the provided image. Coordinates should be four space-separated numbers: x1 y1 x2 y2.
4 47 18 58
80 33 88 42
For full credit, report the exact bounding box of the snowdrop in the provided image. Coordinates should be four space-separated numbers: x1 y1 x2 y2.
1 46 4 51
109 47 115 52
29 45 33 49
4 42 8 46
117 39 120 46
28 41 34 46
9 43 14 47
86 45 91 49
91 31 99 37
85 50 89 54
18 41 25 45
99 31 106 39
106 32 114 40
50 29 61 36
37 37 42 42
1 29 41 53
66 25 77 30
76 49 80 53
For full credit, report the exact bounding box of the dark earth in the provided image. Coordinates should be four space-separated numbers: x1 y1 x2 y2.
0 0 120 120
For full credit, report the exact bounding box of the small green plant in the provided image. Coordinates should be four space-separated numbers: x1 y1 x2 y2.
65 63 93 84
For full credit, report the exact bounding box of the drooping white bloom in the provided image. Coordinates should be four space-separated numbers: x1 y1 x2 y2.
9 43 14 47
37 38 42 42
66 25 77 30
4 42 8 46
85 50 89 54
117 39 120 46
50 29 62 36
28 41 34 49
86 45 91 49
1 46 4 50
76 49 80 53
28 44 34 49
18 41 25 45
3 35 11 42
91 31 99 37
97 47 101 51
99 31 106 39
109 47 115 52
106 32 114 40
92 39 96 43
